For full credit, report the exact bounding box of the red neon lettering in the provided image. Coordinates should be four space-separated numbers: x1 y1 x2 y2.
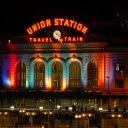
27 28 33 35
77 23 83 31
32 24 38 32
73 21 77 29
26 18 88 35
37 23 41 30
64 19 69 27
37 38 41 42
40 21 46 28
33 38 37 42
46 19 51 27
54 18 59 26
69 20 75 27
59 18 64 25
79 37 83 41
72 37 76 41
81 26 88 34
29 38 32 42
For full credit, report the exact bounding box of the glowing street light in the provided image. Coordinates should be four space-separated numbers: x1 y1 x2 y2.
75 114 81 128
111 114 122 128
10 106 15 110
39 106 43 111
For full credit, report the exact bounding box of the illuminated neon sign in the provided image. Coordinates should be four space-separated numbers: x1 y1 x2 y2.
27 18 88 35
26 18 88 43
29 36 83 43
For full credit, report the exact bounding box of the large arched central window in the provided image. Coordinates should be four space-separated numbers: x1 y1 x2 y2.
52 61 62 90
16 62 26 88
69 62 81 88
87 62 98 88
34 62 45 89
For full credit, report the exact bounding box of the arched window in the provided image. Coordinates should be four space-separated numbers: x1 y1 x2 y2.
34 62 45 89
0 65 2 89
69 62 81 88
52 61 62 90
87 62 98 88
16 62 26 88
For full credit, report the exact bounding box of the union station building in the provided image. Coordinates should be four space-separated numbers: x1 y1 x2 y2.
0 18 128 128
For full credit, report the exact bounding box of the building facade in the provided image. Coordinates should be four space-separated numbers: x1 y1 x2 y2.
0 18 128 128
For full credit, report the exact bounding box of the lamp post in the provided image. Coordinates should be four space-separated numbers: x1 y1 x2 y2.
44 111 52 128
75 113 92 128
2 112 4 127
69 111 72 128
10 106 15 127
81 113 92 128
123 75 126 112
107 76 111 112
19 108 25 128
29 115 33 127
75 114 81 128
111 114 122 128
115 117 118 128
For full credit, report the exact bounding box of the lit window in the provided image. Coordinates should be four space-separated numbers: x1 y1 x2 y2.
87 62 98 88
34 62 45 88
69 62 81 88
115 63 120 71
16 62 26 88
115 62 124 72
52 61 62 90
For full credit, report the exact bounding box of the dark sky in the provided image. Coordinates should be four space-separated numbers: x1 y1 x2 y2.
0 0 126 41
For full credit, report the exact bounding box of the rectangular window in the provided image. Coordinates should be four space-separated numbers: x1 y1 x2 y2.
115 79 123 88
115 62 124 72
115 63 120 71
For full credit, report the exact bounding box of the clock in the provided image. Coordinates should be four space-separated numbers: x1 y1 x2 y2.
53 30 61 39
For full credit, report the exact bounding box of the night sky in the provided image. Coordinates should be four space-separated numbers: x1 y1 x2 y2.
0 0 127 41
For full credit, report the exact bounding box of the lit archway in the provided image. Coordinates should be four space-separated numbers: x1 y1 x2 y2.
16 62 26 88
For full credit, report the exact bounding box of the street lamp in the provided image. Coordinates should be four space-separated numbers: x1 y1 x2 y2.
75 114 81 128
19 109 25 128
10 106 15 127
1 112 8 127
81 113 92 128
39 106 43 111
107 76 111 112
69 111 73 128
123 75 126 112
44 111 53 128
111 114 122 128
75 113 92 128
